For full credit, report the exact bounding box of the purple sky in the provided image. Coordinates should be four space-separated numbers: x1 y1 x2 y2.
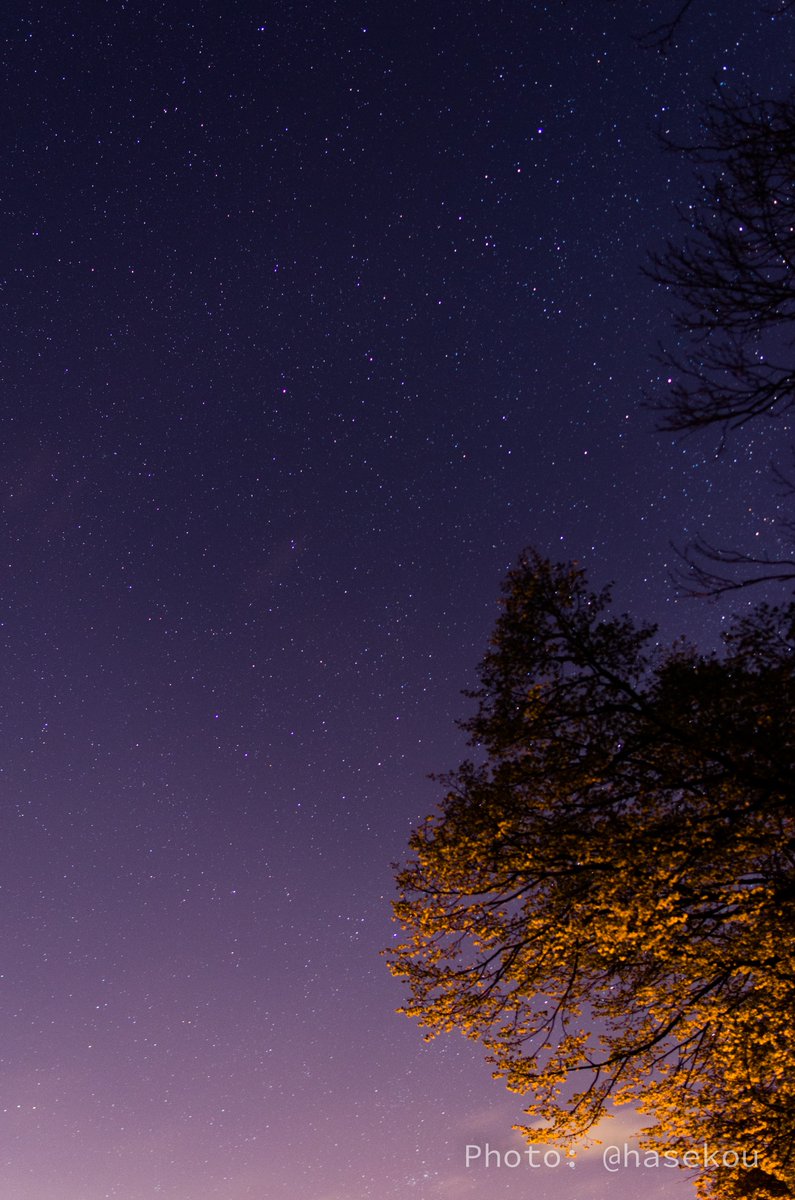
1 2 791 1197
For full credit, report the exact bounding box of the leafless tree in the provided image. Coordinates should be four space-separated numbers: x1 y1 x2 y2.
650 93 795 432
648 89 795 595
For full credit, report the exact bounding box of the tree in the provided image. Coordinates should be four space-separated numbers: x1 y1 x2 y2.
387 550 795 1200
648 88 795 593
651 91 795 434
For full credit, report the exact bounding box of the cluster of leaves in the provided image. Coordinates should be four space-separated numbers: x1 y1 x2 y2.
388 552 795 1199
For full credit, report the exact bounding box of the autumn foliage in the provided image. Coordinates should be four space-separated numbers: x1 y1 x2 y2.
388 551 795 1199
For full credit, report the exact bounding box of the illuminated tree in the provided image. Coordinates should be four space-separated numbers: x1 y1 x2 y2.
387 551 795 1200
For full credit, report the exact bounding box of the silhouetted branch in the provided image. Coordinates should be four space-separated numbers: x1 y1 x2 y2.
649 91 795 433
625 1 794 54
648 86 795 597
635 0 698 52
671 537 795 598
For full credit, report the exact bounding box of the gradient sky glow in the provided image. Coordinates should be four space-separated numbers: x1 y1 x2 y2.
2 2 793 1198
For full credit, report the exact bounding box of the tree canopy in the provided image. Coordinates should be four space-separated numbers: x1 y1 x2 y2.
387 551 795 1200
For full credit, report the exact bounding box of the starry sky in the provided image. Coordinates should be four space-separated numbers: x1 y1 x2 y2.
1 2 793 1199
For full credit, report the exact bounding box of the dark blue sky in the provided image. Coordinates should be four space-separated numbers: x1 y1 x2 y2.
1 2 792 1197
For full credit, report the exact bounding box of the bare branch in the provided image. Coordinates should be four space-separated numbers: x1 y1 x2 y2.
650 91 795 434
671 538 795 598
634 0 699 53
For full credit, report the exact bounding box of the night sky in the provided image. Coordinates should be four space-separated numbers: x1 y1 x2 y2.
2 3 793 1198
